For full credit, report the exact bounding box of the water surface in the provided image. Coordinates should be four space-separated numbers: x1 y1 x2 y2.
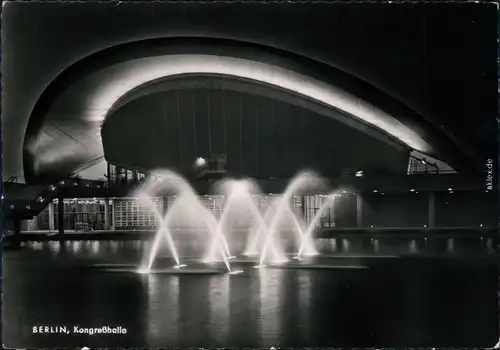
3 238 498 348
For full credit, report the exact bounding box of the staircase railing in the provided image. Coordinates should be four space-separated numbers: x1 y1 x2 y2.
6 176 18 183
5 176 131 220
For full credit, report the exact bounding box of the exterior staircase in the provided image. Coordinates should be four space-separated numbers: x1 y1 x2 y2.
2 178 58 220
2 177 110 223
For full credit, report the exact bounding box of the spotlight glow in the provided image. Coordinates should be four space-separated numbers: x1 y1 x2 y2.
194 157 207 168
173 264 187 269
228 270 244 275
137 268 150 274
89 55 431 153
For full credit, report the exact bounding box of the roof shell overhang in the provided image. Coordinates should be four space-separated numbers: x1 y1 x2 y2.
21 39 469 182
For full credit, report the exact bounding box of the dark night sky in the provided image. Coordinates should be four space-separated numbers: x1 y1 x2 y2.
2 1 498 180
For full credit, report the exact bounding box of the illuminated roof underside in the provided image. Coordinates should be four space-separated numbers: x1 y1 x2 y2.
92 55 431 152
33 54 440 176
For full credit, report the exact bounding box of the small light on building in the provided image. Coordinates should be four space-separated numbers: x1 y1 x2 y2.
355 170 364 177
410 189 415 192
421 159 427 164
480 224 483 227
373 189 378 193
194 157 207 168
370 225 374 228
92 197 97 200
448 188 453 191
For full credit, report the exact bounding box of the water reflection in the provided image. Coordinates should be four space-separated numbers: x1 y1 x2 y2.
447 238 455 253
4 237 498 348
48 241 60 254
228 269 261 346
259 268 283 346
486 238 493 252
110 241 119 253
30 242 43 251
21 234 496 261
72 241 82 253
298 272 312 337
146 274 179 345
91 241 100 254
409 239 419 253
342 238 350 252
208 276 230 345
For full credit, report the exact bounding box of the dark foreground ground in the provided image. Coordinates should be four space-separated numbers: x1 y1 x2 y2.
3 237 499 348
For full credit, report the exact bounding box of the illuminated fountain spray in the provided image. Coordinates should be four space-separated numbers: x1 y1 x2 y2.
136 170 232 273
134 169 342 274
205 179 286 264
256 172 323 268
295 192 339 260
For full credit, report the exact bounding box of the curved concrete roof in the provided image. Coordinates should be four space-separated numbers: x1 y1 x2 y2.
22 39 474 182
3 3 495 182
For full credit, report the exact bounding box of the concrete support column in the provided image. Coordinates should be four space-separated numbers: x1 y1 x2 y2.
110 199 116 231
13 216 22 247
104 198 110 230
330 196 336 227
356 193 363 228
48 202 55 232
428 191 435 227
426 191 437 254
57 196 65 236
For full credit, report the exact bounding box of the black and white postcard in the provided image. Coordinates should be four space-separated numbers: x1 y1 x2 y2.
2 1 499 348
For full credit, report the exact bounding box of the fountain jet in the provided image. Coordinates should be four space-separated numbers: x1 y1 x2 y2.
133 169 336 274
